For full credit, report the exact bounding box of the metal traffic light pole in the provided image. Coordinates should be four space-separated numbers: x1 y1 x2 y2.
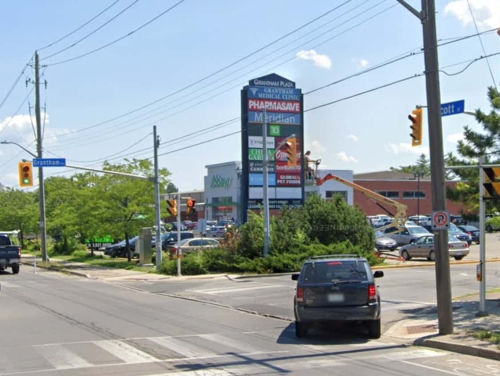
262 108 270 258
397 0 453 334
153 125 162 271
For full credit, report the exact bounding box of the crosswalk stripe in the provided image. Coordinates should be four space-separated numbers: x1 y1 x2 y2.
350 341 398 347
148 336 217 358
198 333 263 354
35 344 92 370
94 340 159 364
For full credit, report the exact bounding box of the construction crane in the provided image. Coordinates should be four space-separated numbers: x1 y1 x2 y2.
309 160 407 234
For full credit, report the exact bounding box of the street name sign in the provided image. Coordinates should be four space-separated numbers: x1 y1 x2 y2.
33 158 66 167
441 100 464 117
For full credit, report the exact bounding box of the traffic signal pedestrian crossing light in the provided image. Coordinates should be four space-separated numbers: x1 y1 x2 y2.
409 108 423 147
483 167 500 199
285 137 297 166
186 199 196 215
167 199 177 216
18 162 33 187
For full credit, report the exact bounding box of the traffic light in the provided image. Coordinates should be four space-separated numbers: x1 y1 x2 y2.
409 108 423 147
186 199 196 215
166 199 177 216
285 137 297 166
18 162 33 187
483 167 500 199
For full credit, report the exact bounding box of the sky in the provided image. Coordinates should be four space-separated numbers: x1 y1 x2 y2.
1 0 500 191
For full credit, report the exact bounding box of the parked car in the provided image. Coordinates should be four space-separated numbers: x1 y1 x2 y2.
374 231 397 251
104 237 139 258
457 225 480 244
161 231 195 251
448 224 472 245
291 254 384 339
399 234 470 261
206 226 226 238
169 238 220 257
0 234 20 274
383 225 430 246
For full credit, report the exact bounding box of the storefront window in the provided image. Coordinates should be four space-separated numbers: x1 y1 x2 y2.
212 197 234 221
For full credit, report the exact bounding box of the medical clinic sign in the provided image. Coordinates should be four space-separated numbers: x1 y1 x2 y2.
240 73 305 220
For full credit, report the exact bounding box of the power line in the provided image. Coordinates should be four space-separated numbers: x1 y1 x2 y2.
44 1 355 136
46 0 186 66
45 0 390 145
466 0 497 89
37 0 123 51
439 51 500 77
0 61 31 113
41 0 140 61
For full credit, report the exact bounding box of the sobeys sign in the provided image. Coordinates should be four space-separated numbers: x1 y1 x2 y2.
211 174 232 189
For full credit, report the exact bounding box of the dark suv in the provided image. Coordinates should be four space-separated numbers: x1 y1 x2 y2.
291 255 384 338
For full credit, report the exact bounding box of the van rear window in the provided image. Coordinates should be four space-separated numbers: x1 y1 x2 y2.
302 261 369 284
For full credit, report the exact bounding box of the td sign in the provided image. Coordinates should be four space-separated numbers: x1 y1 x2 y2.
211 175 232 189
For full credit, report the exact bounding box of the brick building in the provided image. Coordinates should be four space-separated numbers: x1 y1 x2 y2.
353 171 464 217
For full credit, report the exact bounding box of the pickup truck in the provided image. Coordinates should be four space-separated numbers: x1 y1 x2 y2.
0 234 21 274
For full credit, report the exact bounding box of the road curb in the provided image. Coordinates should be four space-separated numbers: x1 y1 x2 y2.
20 261 92 279
157 292 294 323
415 336 500 361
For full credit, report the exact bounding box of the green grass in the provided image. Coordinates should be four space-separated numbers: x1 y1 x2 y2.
469 330 500 349
453 287 500 300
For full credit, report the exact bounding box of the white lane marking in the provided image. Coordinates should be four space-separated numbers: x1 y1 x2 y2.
94 340 159 364
382 349 445 360
148 336 217 358
35 344 92 370
0 282 21 288
199 333 263 354
350 341 398 347
190 285 283 294
401 360 462 375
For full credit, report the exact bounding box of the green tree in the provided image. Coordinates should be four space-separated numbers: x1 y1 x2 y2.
0 188 38 248
446 86 500 215
165 182 178 193
390 153 430 176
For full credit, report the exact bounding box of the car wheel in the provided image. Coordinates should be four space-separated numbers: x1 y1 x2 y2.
367 319 381 339
11 265 20 274
428 251 436 261
295 322 309 338
476 241 480 245
454 256 464 261
401 250 411 261
486 225 493 233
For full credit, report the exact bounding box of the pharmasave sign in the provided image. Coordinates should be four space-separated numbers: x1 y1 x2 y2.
241 73 305 219
210 174 232 189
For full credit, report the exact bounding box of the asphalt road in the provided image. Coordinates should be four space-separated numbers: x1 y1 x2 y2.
2 270 500 376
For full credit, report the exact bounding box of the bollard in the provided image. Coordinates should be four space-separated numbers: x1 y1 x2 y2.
34 256 37 274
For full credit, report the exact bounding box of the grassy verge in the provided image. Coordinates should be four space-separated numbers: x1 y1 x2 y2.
453 288 500 300
468 330 500 349
22 249 156 273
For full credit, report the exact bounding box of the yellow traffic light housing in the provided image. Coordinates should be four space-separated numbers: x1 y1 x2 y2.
186 199 196 215
409 108 423 147
285 137 297 166
167 199 177 216
483 167 500 199
18 162 33 187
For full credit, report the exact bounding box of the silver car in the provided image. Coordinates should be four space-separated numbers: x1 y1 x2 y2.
375 231 397 251
399 234 470 261
384 225 430 246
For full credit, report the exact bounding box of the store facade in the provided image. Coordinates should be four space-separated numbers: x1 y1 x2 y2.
204 161 243 224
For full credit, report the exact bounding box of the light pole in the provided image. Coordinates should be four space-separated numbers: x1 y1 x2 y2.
236 165 242 225
413 169 425 220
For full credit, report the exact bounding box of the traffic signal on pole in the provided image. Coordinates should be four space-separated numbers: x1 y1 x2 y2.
167 199 177 216
18 162 33 187
285 137 297 166
483 167 500 199
409 108 423 147
186 199 196 215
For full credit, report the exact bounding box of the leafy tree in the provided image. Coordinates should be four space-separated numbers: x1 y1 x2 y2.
446 86 500 215
391 153 455 180
0 188 38 248
165 182 179 193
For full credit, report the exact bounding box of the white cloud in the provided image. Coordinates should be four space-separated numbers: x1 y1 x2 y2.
447 133 465 143
306 140 327 155
384 143 429 155
347 134 359 142
296 50 332 69
359 59 369 68
336 151 358 163
445 0 500 29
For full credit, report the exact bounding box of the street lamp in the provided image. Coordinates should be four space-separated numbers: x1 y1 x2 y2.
413 169 425 220
236 165 242 225
1 140 48 262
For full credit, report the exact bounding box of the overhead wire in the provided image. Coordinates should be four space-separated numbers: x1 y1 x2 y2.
45 0 187 66
465 0 497 89
40 0 140 61
0 60 31 113
45 0 391 143
37 0 123 51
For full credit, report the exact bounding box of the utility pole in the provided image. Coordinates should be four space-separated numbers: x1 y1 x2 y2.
176 192 182 276
397 0 453 334
262 108 270 258
34 51 48 263
478 156 487 315
153 126 162 271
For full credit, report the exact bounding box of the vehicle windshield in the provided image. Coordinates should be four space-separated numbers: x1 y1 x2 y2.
302 261 369 284
408 227 429 234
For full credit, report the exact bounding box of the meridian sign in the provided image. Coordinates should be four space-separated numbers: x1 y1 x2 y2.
241 73 305 222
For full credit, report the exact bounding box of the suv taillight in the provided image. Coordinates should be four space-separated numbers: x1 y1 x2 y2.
368 284 377 303
17 247 21 258
296 287 304 303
